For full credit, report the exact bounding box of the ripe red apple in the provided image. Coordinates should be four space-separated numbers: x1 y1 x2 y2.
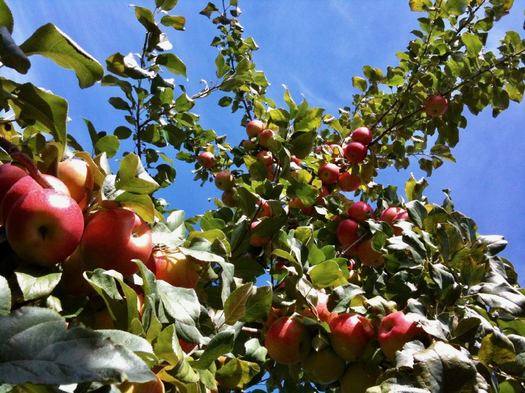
351 127 373 145
378 311 424 361
318 163 340 185
258 129 275 148
6 189 84 266
214 171 235 191
302 292 334 323
0 163 27 205
343 142 367 164
57 158 94 209
346 201 373 222
43 174 71 196
338 172 361 192
303 348 346 385
354 238 384 268
249 220 271 247
329 313 375 361
339 363 378 393
152 248 202 289
316 186 331 205
256 150 273 166
424 95 448 118
336 219 359 247
80 207 153 277
221 188 237 207
380 206 409 235
1 175 42 225
256 199 272 218
197 151 216 169
264 316 311 365
246 119 265 138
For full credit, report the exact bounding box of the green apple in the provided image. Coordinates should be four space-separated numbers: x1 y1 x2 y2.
303 348 345 385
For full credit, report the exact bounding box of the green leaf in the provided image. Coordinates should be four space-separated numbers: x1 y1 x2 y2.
133 6 158 34
352 76 367 92
216 358 260 390
11 83 68 144
200 2 219 18
445 0 468 15
108 96 130 110
106 52 153 79
0 307 154 385
193 330 235 369
20 23 103 88
153 324 183 366
224 283 254 325
479 331 516 367
94 135 120 158
115 192 157 224
156 53 186 77
461 33 483 56
15 268 61 302
294 107 324 132
155 0 178 11
406 200 427 228
116 153 160 194
0 275 10 316
157 281 200 326
0 26 30 74
309 260 348 289
97 329 156 363
0 0 13 33
290 132 315 159
408 0 431 11
244 286 272 323
160 15 186 31
405 174 428 201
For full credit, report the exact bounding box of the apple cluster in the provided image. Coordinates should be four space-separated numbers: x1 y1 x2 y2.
264 302 424 392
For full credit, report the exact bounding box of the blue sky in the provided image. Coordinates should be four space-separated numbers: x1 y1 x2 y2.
6 1 525 284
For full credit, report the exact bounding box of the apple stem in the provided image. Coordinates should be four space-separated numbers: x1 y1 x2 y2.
0 136 53 189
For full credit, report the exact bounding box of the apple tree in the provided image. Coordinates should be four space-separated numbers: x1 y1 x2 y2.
0 0 525 392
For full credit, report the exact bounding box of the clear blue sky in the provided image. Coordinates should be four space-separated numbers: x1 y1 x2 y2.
6 1 525 285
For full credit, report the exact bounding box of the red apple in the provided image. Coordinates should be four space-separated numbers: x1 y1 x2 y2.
179 338 197 353
303 348 346 385
1 175 42 225
197 151 216 169
316 186 331 205
336 219 359 247
221 188 237 207
43 174 71 197
338 172 361 192
57 158 94 209
246 119 265 138
249 220 271 247
119 375 165 393
354 238 384 268
329 313 375 361
0 163 27 206
380 206 409 235
340 363 378 393
318 163 340 185
214 171 235 191
351 127 373 145
256 150 273 166
6 189 84 266
302 292 334 323
343 142 367 164
256 199 272 217
258 129 275 148
346 201 373 222
424 95 448 118
152 248 201 288
264 316 311 365
80 207 153 277
61 248 96 296
378 311 424 361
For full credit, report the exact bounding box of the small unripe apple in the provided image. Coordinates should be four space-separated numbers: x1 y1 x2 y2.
197 151 216 169
241 139 257 150
249 220 271 247
354 238 384 268
303 348 346 385
346 201 373 222
340 363 378 393
80 207 153 277
246 119 265 138
152 248 202 289
6 189 84 266
221 188 237 207
214 171 235 191
258 129 275 148
318 163 340 185
336 219 359 247
264 316 311 365
424 95 448 118
57 158 94 209
256 150 273 166
378 311 424 361
343 142 367 164
351 127 373 145
329 313 375 361
338 172 361 192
